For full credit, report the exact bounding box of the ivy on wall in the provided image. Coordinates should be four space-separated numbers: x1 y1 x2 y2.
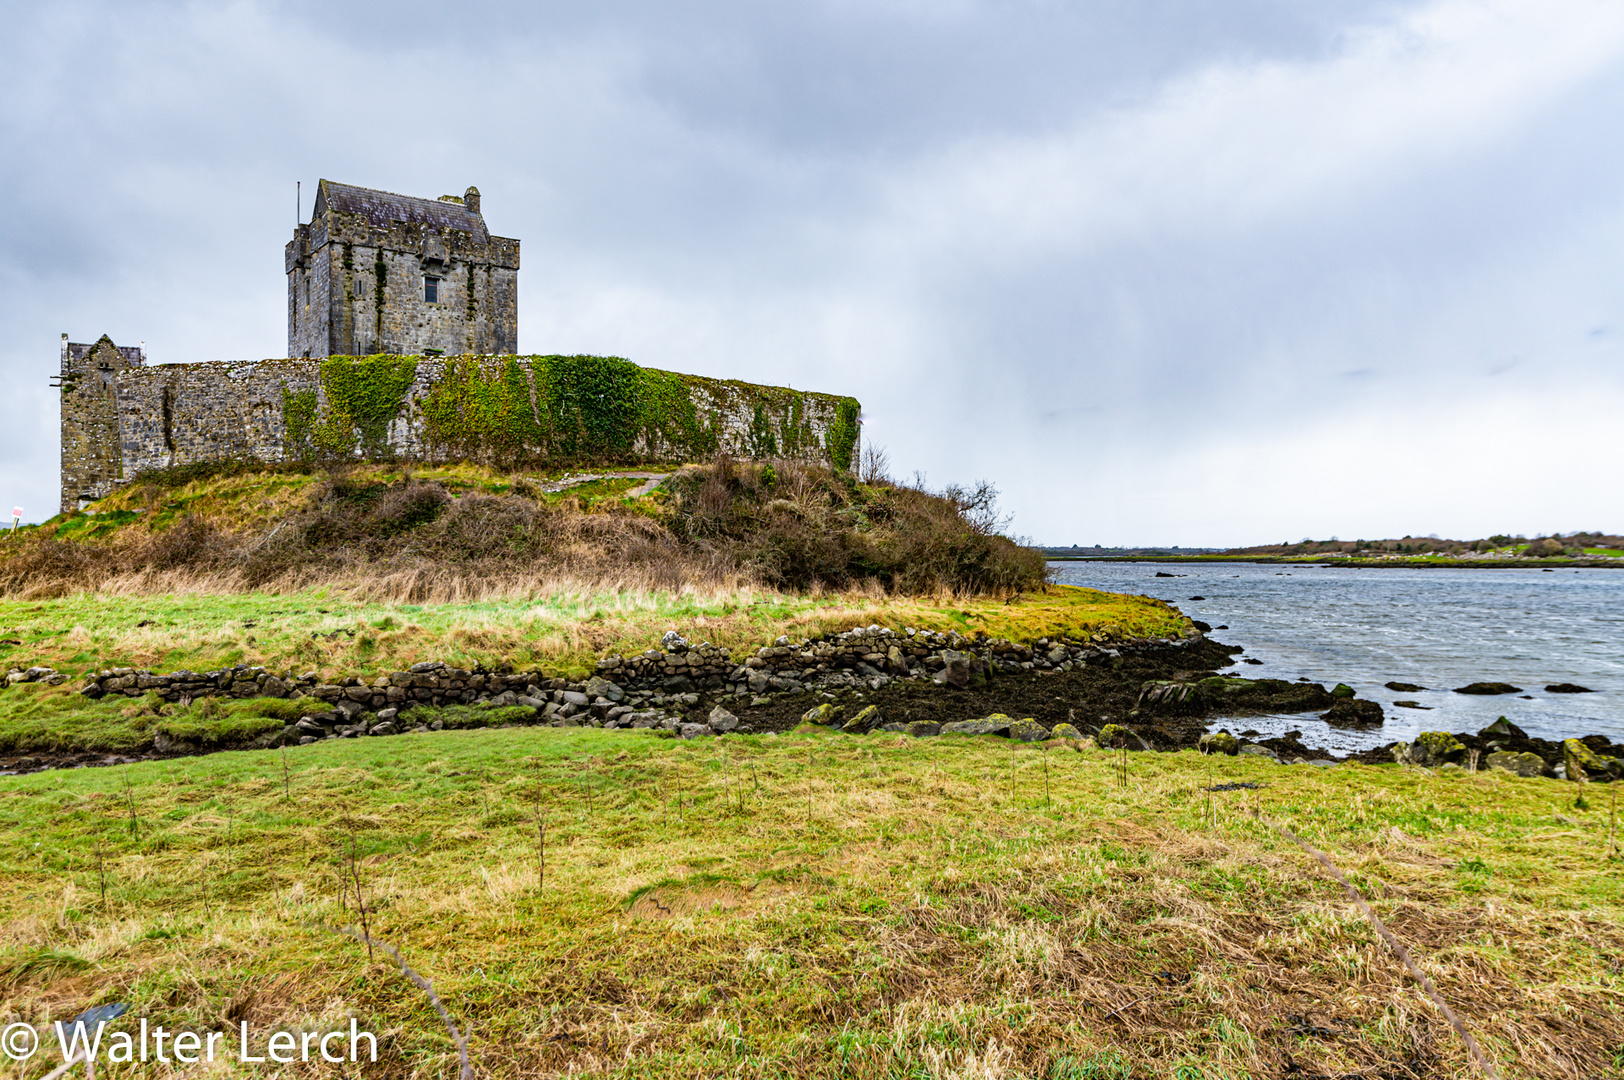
313 355 418 458
281 384 319 460
826 397 861 470
287 352 855 470
419 356 540 459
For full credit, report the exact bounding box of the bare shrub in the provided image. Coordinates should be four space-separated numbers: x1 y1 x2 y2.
859 442 892 485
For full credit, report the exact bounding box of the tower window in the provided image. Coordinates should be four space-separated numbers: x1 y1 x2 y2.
424 276 439 303
354 278 366 299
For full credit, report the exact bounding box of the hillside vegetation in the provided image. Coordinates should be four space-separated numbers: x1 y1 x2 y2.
4 458 1044 600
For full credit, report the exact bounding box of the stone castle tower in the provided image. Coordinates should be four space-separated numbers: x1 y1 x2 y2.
57 334 147 511
286 180 520 358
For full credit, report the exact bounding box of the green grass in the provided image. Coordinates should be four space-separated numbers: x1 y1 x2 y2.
0 584 1184 686
0 584 1186 753
1 728 1619 1077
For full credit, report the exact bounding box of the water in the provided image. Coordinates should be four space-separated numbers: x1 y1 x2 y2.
1049 560 1623 753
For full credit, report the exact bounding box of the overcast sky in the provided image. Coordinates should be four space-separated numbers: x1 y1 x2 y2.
3 0 1620 544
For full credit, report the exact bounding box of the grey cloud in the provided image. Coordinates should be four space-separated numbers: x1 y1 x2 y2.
1 0 1620 544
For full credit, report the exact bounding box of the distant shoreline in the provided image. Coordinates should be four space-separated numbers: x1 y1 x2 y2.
1046 554 1623 569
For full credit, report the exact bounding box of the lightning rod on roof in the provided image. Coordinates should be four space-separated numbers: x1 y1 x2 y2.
297 181 300 225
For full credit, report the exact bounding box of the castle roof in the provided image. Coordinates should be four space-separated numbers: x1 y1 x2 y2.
313 180 487 237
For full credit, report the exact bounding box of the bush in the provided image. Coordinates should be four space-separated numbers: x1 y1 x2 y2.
0 458 1045 598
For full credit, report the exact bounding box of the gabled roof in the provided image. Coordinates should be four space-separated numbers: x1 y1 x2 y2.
313 180 486 236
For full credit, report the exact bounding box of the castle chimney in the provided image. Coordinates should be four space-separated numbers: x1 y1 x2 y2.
464 186 481 214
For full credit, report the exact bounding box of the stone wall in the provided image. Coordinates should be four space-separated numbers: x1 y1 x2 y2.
72 624 1192 748
60 346 859 510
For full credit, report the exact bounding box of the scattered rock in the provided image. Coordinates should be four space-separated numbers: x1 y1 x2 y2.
904 720 941 738
1238 745 1278 762
677 722 711 739
941 714 1014 737
1395 731 1466 767
1478 716 1527 740
707 705 740 733
841 705 884 734
1545 683 1594 694
1330 683 1356 699
1452 682 1522 695
1321 699 1384 728
1392 701 1431 710
1242 657 1263 665
1005 718 1050 743
1563 738 1616 782
801 703 842 726
1199 730 1240 755
1048 722 1085 741
1097 723 1150 751
1385 681 1426 693
1486 751 1545 778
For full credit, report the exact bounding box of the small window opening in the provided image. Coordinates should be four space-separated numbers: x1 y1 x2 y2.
424 276 439 303
354 278 366 299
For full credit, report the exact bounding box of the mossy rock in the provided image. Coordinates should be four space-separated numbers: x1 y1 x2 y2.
1452 682 1522 695
1563 738 1617 782
1005 718 1049 743
1048 722 1085 741
801 703 842 727
1398 731 1467 768
1330 683 1356 699
904 720 941 738
1198 730 1240 756
1320 699 1384 728
1478 716 1527 739
842 705 883 735
941 714 1014 737
1486 751 1546 778
1098 723 1145 750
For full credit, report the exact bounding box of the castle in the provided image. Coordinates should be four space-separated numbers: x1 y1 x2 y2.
60 181 858 514
286 181 519 358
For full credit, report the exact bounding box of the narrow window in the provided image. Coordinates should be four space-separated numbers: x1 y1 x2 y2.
354 278 366 299
424 275 439 303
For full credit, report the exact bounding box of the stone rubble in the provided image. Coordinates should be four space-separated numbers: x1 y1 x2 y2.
59 624 1194 749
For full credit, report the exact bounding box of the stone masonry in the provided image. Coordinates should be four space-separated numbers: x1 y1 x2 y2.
58 346 858 512
287 180 519 358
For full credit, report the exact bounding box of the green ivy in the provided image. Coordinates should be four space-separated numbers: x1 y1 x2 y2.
420 356 541 460
826 397 861 471
317 355 418 457
540 355 644 460
280 352 854 469
280 383 319 460
748 401 779 458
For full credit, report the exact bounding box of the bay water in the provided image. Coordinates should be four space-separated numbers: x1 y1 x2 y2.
1048 560 1622 754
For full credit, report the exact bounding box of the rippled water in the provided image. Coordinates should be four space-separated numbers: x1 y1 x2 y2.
1049 560 1623 752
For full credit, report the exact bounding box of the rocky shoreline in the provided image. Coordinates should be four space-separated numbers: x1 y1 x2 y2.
2 630 1618 781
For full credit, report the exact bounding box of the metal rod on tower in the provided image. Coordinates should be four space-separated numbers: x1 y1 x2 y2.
297 181 301 224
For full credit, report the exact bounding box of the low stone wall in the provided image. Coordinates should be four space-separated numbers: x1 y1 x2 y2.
74 625 1203 746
